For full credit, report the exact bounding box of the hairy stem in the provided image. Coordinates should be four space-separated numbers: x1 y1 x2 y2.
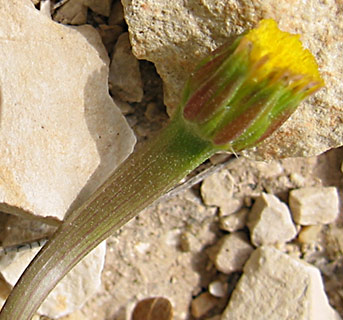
0 116 216 320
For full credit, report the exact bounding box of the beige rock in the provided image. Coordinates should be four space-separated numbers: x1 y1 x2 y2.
207 232 254 274
0 241 106 318
0 1 135 222
247 193 297 246
298 225 323 244
109 32 143 102
201 170 242 214
219 208 248 233
122 0 343 159
222 246 341 320
289 187 339 225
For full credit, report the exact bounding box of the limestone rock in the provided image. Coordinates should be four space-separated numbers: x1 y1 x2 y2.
207 232 254 274
109 32 144 102
0 1 135 223
247 193 297 246
222 246 341 320
219 208 248 233
122 0 343 159
289 187 339 225
201 170 242 214
0 242 106 318
298 225 323 244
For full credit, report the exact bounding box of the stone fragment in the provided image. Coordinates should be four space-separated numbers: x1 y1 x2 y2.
208 280 227 298
122 0 343 159
222 247 341 320
191 292 219 318
0 242 106 318
298 225 323 244
289 187 339 225
53 0 88 24
219 208 248 233
247 193 297 246
109 32 144 102
0 1 135 222
201 170 241 214
207 232 254 274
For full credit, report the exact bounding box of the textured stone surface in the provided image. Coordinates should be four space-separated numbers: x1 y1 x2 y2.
207 232 254 274
0 1 135 223
247 193 297 246
219 208 248 233
109 32 144 102
122 0 343 159
0 242 106 319
201 170 242 214
222 247 341 320
289 187 340 225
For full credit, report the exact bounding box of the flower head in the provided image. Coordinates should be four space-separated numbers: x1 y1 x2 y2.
180 19 324 152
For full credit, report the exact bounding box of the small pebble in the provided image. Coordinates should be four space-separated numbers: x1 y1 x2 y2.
247 193 297 246
207 232 254 274
219 208 249 232
191 292 219 318
208 280 227 298
132 297 173 320
298 225 322 244
289 187 339 225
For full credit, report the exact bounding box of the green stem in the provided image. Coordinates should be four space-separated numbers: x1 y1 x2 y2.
0 116 216 320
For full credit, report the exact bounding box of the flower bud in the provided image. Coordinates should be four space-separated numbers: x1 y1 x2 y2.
180 19 324 152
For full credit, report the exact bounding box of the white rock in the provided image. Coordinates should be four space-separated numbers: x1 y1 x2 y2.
247 193 297 246
222 246 341 320
208 280 227 298
207 232 254 274
298 225 323 244
219 208 248 233
122 0 343 159
109 32 144 102
0 1 135 223
289 187 339 225
201 170 241 214
0 242 106 319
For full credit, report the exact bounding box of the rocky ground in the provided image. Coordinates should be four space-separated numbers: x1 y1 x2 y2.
0 1 343 320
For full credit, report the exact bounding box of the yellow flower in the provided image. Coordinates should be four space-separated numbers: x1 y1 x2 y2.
181 19 324 150
243 19 324 94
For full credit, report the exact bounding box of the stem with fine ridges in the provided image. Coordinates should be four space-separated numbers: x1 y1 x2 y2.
0 115 216 320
